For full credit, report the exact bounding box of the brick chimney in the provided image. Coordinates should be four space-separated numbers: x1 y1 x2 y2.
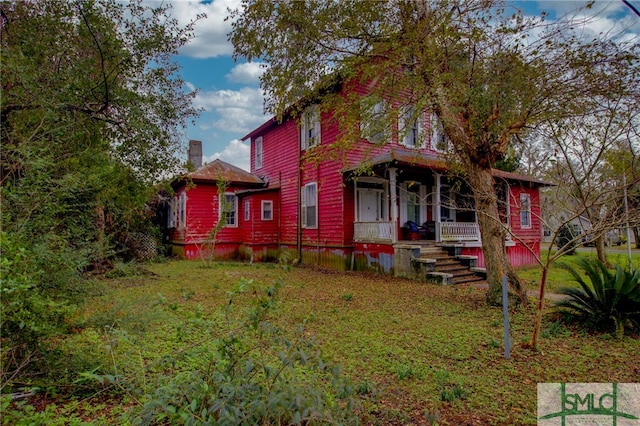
188 139 202 169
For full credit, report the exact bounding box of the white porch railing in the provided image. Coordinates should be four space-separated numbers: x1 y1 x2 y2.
439 222 480 242
354 221 393 242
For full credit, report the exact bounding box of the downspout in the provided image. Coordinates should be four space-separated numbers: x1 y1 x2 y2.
435 173 441 242
389 168 398 243
316 165 320 266
297 138 302 262
278 171 282 255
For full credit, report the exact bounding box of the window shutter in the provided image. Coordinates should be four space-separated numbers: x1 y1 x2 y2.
301 186 307 227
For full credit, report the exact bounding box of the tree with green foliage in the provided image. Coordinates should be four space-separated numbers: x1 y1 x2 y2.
230 0 638 306
1 0 201 386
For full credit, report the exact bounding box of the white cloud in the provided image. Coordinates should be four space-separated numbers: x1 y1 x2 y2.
533 1 640 43
169 0 242 59
203 139 250 171
193 86 268 134
225 62 267 84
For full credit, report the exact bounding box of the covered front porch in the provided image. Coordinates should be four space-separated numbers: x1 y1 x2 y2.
348 150 487 245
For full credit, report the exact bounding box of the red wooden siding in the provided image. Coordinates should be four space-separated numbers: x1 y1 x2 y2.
164 80 549 270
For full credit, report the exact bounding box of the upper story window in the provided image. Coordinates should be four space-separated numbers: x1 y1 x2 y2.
262 200 273 221
220 193 238 227
254 136 263 169
430 114 449 152
301 182 317 228
301 104 321 150
520 193 531 229
399 106 424 148
360 99 389 144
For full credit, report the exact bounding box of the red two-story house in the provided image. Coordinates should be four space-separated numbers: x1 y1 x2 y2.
166 88 547 282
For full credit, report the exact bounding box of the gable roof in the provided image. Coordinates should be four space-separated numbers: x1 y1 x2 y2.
172 159 264 188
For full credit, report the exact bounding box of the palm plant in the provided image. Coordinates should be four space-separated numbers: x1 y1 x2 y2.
554 258 640 337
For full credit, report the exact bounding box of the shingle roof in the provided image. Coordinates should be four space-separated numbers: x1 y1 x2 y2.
175 159 264 186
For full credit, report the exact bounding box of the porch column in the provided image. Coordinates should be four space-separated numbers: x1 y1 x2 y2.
389 168 398 243
434 173 441 242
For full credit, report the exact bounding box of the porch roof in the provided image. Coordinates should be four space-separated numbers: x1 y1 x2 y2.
343 148 552 187
343 149 447 177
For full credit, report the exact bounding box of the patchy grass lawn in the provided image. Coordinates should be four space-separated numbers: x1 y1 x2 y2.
517 249 640 293
18 260 640 425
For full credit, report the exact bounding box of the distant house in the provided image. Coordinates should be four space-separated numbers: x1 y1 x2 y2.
165 86 550 281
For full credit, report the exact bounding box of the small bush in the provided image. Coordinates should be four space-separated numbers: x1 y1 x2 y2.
435 369 467 403
125 278 357 425
555 224 579 255
554 258 640 337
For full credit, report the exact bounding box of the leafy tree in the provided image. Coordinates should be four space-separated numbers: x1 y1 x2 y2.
230 0 638 306
1 0 200 384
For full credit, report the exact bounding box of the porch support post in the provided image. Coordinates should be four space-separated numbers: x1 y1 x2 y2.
389 168 398 243
435 173 441 242
353 177 358 220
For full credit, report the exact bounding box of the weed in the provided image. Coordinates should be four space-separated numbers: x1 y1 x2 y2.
435 368 467 402
395 363 415 380
355 379 376 396
341 292 354 301
424 409 441 425
105 261 146 278
486 337 500 348
542 319 571 338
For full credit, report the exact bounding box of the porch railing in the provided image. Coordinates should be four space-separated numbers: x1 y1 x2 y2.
438 222 480 242
354 221 393 242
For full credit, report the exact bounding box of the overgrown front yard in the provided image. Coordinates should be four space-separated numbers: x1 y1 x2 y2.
7 260 639 425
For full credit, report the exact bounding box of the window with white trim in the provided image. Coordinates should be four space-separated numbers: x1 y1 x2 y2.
430 114 448 152
178 192 186 230
520 193 531 229
301 105 321 150
360 99 388 144
261 200 273 221
244 201 250 222
167 196 176 228
220 192 238 227
254 136 263 169
301 182 317 228
399 106 424 148
168 192 186 229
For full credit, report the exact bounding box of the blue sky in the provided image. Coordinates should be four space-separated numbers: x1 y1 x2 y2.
167 0 640 171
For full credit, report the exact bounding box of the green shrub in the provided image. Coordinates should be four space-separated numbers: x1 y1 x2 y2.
554 258 640 337
555 224 579 255
125 278 357 425
0 232 76 390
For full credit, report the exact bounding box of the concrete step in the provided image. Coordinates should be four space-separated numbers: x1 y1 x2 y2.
452 275 487 285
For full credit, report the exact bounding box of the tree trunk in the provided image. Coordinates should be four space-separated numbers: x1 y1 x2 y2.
467 163 529 307
595 237 609 268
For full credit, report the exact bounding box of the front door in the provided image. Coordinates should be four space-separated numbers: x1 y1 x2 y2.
358 189 382 221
